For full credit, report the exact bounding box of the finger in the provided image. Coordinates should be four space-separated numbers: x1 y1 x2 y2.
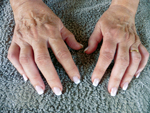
61 26 83 50
84 22 103 54
135 44 149 78
7 41 28 82
108 43 129 96
19 43 45 95
120 43 141 90
32 40 63 96
49 32 81 85
91 38 117 87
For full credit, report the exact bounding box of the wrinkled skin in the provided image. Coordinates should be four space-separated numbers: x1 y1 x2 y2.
8 0 149 96
85 5 149 95
8 0 83 95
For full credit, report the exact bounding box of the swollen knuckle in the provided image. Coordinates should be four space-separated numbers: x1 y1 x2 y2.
7 52 16 60
56 50 69 60
67 66 77 73
133 54 141 61
145 51 149 58
94 67 105 75
113 77 121 82
35 54 49 65
19 56 30 64
101 50 114 60
117 56 129 66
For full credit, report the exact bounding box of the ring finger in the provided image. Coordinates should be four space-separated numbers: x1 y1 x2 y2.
19 43 45 95
120 42 141 90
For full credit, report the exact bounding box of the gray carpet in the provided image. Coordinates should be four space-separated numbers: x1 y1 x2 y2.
0 0 150 112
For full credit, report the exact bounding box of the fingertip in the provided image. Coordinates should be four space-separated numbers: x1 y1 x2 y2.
35 85 45 95
53 87 62 96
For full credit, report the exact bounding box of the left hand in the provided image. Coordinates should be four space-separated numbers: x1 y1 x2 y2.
84 5 149 96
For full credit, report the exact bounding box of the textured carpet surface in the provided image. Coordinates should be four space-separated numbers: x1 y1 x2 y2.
0 0 150 112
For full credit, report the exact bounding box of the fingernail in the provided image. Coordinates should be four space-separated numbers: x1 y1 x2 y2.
93 78 100 87
79 43 84 48
84 47 88 53
111 87 118 96
53 87 62 96
35 86 44 95
136 73 140 78
22 74 28 82
123 82 128 91
73 76 80 84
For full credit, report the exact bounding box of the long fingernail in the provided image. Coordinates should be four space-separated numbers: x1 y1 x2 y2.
73 76 80 84
123 82 128 91
93 78 100 87
111 87 118 96
53 87 62 96
136 72 140 78
79 43 84 48
35 86 44 95
22 74 28 82
84 47 88 53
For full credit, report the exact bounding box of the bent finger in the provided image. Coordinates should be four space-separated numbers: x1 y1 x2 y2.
19 44 45 95
32 40 63 96
49 32 81 85
108 43 129 96
120 44 141 90
61 26 83 50
84 22 103 54
135 44 149 78
7 42 28 82
91 38 117 86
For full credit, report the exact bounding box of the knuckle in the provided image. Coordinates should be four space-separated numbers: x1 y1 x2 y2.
67 65 77 73
35 54 50 66
94 67 105 75
19 55 30 64
145 51 149 58
113 76 121 82
133 54 141 62
101 49 114 60
117 56 129 66
7 52 17 61
56 50 70 60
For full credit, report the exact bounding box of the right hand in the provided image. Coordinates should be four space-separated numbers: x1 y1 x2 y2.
8 0 83 95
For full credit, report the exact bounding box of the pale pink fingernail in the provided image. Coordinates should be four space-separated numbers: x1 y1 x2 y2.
84 47 88 53
73 76 80 84
22 74 28 82
79 43 84 48
123 82 128 91
35 86 44 95
111 87 118 96
93 78 100 87
53 87 62 96
136 73 141 78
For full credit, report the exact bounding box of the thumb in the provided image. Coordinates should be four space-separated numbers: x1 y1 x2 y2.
84 23 103 54
61 26 83 50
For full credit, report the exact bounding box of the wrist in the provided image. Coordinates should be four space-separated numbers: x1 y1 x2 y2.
110 0 139 15
10 0 42 12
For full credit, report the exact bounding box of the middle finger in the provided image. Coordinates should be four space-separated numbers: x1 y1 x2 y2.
108 42 129 96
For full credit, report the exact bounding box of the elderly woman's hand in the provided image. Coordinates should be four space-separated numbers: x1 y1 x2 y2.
85 5 149 96
8 0 83 95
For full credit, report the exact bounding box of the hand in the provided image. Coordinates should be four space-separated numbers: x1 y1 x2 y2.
8 0 83 95
85 5 149 96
